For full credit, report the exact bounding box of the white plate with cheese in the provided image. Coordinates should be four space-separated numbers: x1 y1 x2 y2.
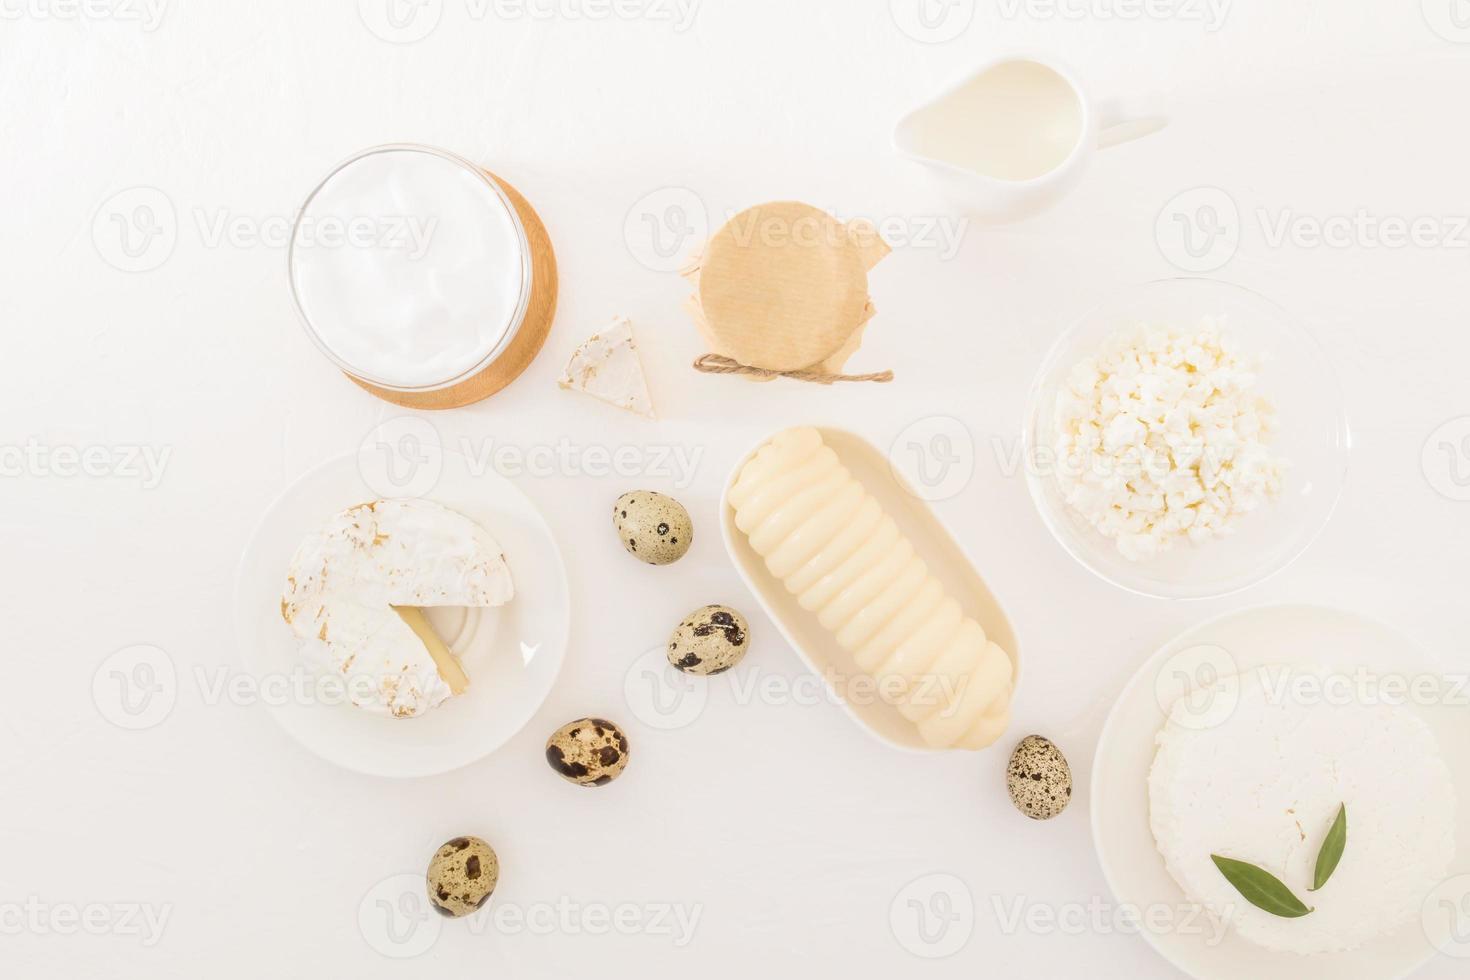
235 450 569 778
721 426 1021 753
1092 604 1470 979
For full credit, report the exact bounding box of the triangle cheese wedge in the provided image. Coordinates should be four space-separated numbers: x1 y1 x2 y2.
393 606 470 696
558 316 655 418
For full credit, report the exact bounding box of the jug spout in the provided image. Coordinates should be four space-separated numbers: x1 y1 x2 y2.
891 106 937 164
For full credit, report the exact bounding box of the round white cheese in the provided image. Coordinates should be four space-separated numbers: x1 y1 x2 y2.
281 499 514 718
1149 666 1456 954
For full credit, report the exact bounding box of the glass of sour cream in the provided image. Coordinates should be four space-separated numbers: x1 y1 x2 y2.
288 144 535 394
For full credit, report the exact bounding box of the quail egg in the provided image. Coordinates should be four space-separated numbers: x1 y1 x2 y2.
668 605 750 675
613 491 692 565
1005 735 1073 821
546 717 630 787
426 836 499 918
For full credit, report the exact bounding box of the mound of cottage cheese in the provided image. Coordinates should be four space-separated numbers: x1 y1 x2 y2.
1052 319 1285 561
1149 667 1457 954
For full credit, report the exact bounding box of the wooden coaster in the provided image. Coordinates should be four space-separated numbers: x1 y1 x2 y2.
684 202 890 380
351 172 558 410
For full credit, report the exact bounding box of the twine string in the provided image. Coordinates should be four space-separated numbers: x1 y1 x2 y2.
692 353 893 385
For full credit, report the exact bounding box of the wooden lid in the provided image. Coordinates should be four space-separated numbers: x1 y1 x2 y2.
695 202 879 373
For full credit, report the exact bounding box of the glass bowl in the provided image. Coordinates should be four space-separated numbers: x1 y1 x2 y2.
1022 278 1351 600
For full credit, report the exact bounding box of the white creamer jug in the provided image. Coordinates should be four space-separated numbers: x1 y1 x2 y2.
894 55 1166 224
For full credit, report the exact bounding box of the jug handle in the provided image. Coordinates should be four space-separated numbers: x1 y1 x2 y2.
1095 95 1169 150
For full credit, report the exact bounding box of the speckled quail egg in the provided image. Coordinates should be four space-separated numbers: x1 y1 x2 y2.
668 605 750 675
426 836 499 918
545 717 630 787
613 491 692 565
1006 735 1073 821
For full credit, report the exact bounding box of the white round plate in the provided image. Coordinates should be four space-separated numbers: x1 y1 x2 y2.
234 450 569 778
1092 604 1470 980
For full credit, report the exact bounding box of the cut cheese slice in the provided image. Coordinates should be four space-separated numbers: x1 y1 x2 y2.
282 499 513 718
393 606 470 696
558 316 654 418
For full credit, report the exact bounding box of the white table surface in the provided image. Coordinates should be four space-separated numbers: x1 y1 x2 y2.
5 2 1470 977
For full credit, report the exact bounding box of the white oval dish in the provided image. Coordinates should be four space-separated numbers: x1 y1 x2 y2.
720 426 1021 753
234 449 569 778
1091 604 1470 980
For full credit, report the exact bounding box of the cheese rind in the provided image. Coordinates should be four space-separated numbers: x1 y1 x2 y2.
558 316 655 418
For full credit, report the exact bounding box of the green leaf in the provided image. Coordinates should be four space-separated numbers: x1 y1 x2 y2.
1210 855 1314 918
1310 804 1348 892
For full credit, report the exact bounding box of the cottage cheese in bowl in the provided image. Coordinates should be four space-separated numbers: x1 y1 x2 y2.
1023 278 1350 600
1052 319 1286 562
1149 666 1457 955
